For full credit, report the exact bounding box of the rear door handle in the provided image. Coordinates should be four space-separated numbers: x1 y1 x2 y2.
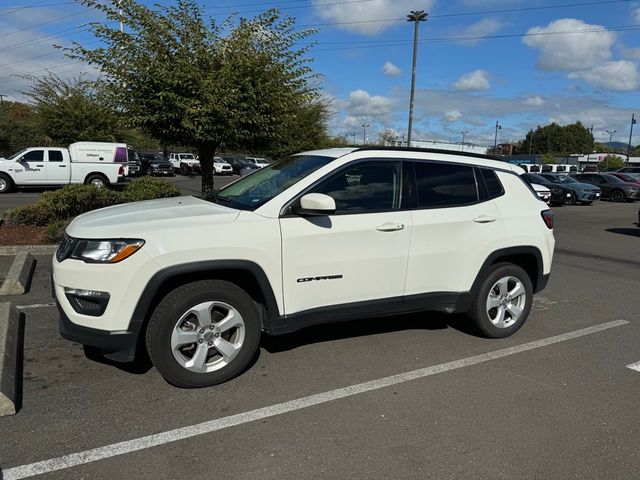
473 215 496 223
376 222 405 232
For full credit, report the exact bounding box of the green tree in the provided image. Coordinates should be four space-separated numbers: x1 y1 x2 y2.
65 0 321 195
0 101 47 157
523 122 593 155
597 154 624 171
22 73 123 146
542 154 557 164
377 129 398 145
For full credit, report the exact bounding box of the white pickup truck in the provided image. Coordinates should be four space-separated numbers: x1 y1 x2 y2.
0 143 128 193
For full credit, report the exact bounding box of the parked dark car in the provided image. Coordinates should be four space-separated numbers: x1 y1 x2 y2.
127 148 142 177
521 173 572 206
539 173 601 205
138 152 174 177
222 156 260 175
607 172 640 186
574 173 640 202
617 167 640 174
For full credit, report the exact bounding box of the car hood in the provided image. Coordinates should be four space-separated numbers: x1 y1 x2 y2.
531 183 550 193
66 195 240 239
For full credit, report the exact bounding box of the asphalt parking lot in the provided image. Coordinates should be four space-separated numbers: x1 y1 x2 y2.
1 193 639 479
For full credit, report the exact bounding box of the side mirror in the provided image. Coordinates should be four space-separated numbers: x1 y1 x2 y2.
293 193 336 216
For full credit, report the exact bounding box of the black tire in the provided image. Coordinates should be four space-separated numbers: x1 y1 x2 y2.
579 201 592 205
145 167 153 176
180 163 190 175
85 174 109 188
564 192 577 205
0 173 14 193
610 189 625 202
146 279 261 388
469 263 533 338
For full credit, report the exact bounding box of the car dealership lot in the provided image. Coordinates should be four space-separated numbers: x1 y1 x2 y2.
1 199 639 479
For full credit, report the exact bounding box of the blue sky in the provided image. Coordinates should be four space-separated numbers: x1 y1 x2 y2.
1 0 639 147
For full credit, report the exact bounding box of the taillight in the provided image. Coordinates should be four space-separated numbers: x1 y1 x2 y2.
118 165 124 176
541 209 554 229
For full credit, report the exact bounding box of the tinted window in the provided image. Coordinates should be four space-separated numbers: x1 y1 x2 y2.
479 168 504 199
22 150 44 162
530 165 540 172
48 150 63 162
312 161 402 213
413 162 477 208
541 165 552 172
556 165 566 172
601 173 623 183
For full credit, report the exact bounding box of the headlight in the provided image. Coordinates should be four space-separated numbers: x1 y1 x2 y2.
67 239 144 263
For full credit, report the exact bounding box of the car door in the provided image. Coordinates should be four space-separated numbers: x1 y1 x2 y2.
279 160 412 316
45 149 69 183
587 174 611 196
405 162 507 296
12 150 46 184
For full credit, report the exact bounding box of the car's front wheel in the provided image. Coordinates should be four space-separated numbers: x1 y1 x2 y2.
146 280 261 388
469 263 533 338
610 189 625 202
564 192 577 205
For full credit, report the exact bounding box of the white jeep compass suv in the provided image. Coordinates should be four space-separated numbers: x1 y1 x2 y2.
53 147 555 388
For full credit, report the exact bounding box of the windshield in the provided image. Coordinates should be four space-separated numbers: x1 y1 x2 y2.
523 173 549 184
558 176 579 184
209 155 335 210
180 154 195 160
5 149 27 160
601 174 623 183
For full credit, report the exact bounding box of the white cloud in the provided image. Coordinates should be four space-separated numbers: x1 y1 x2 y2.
453 70 491 91
444 110 463 122
522 96 545 106
311 0 434 35
455 18 504 46
340 89 394 128
382 61 401 76
634 7 640 24
523 18 616 71
569 61 640 91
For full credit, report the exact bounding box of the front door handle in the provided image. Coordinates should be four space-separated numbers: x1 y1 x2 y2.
59 165 67 167
36 164 44 167
376 222 405 232
473 215 496 223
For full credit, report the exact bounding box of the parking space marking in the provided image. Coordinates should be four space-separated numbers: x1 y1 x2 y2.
3 319 628 480
626 361 640 373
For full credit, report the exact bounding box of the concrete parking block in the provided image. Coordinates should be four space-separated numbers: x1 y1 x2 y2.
0 252 36 296
0 302 23 416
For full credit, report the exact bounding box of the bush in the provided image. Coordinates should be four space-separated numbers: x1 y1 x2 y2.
5 184 121 226
4 178 180 228
597 154 625 172
43 219 71 243
542 154 557 165
121 176 181 203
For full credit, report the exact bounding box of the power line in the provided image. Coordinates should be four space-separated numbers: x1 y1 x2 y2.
0 24 90 54
0 10 88 39
0 1 75 16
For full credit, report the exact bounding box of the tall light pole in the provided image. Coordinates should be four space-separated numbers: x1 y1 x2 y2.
493 121 502 152
461 130 468 151
406 10 428 148
606 129 616 144
626 113 636 165
362 124 370 145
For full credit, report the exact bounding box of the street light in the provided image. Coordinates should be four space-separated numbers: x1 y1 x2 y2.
626 114 636 165
493 121 502 152
406 10 428 148
362 124 370 145
461 130 468 151
606 129 616 143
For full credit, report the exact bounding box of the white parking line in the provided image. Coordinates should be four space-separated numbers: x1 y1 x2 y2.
626 361 640 372
3 319 628 480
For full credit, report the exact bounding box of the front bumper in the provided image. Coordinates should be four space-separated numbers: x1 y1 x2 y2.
576 190 600 202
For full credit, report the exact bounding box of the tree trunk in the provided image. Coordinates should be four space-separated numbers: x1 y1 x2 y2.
198 144 216 197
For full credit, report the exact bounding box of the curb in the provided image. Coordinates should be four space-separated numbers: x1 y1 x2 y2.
0 302 24 416
0 245 57 256
0 252 36 296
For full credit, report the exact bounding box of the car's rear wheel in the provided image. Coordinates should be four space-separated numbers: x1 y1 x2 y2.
611 189 625 202
85 174 109 188
469 263 533 338
146 280 261 388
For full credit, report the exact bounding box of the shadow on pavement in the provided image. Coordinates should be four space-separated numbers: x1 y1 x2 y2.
83 344 152 375
262 311 477 353
606 227 640 238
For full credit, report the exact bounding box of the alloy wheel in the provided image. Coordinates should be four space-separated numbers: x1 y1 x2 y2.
485 276 527 329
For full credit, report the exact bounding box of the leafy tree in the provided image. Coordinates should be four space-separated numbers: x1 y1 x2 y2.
0 101 47 157
377 129 398 145
597 154 624 171
542 154 557 164
523 122 593 155
65 0 321 195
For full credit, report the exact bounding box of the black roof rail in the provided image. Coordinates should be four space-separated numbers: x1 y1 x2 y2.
353 146 506 162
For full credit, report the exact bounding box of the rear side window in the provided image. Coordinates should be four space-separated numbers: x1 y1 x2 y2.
412 162 478 208
48 150 63 162
477 168 505 200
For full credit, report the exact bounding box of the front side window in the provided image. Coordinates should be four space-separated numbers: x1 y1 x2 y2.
311 161 403 213
413 162 478 208
22 150 44 162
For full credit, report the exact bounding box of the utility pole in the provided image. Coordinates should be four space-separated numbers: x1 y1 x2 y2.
406 10 428 148
606 129 616 144
461 130 468 151
626 113 636 165
118 0 124 33
362 124 370 145
493 121 502 153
